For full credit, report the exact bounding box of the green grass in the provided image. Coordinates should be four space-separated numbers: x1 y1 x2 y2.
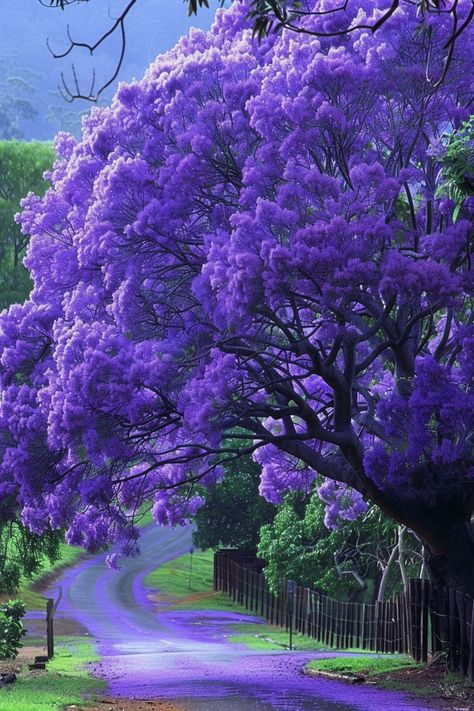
145 549 259 613
0 637 105 711
229 622 327 651
306 655 419 677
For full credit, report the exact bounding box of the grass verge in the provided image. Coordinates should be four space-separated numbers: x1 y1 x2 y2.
144 549 255 613
229 622 327 651
0 637 105 711
145 551 379 653
305 655 419 678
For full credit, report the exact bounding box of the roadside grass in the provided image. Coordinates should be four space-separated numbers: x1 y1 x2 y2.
0 637 105 711
229 625 383 652
305 655 419 677
228 622 327 651
19 541 84 611
145 549 261 614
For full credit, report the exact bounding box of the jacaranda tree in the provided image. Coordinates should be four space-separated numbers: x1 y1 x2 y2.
2 0 474 589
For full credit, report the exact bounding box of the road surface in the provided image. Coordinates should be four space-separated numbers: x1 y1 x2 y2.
48 525 437 711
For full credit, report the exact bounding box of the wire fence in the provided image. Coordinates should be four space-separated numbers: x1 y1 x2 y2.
214 549 474 680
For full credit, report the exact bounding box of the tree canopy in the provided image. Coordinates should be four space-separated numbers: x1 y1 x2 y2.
2 0 474 590
42 0 472 101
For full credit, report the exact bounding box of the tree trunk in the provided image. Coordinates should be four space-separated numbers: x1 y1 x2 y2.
423 518 474 593
359 474 474 594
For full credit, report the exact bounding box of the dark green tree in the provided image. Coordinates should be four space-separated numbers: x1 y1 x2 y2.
192 454 276 553
0 520 62 596
436 115 474 222
0 140 54 309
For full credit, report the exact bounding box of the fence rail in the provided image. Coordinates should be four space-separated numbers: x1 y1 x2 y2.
214 549 474 680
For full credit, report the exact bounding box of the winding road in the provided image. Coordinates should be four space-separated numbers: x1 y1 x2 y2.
48 525 438 711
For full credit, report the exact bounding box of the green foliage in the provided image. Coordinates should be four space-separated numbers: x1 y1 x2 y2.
436 115 474 221
258 493 420 600
192 453 276 553
0 140 54 309
0 598 26 660
0 518 63 596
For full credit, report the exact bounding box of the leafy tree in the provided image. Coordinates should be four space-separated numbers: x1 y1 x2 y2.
193 452 276 553
0 519 62 595
258 493 420 601
3 1 474 592
0 141 54 309
436 116 474 222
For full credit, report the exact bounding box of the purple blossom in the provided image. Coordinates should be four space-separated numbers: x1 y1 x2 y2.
1 0 474 568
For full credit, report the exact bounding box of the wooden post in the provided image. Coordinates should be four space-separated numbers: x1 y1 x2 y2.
457 591 468 676
448 587 459 672
468 596 474 682
46 598 54 659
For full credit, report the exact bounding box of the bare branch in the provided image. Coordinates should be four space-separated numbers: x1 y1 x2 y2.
45 0 139 102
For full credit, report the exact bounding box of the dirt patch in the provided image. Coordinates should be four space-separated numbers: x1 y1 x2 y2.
370 663 474 710
69 700 187 711
306 661 474 710
31 553 89 596
53 616 91 637
148 590 219 610
0 645 38 675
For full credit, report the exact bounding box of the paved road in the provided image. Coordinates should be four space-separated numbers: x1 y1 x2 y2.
48 525 437 711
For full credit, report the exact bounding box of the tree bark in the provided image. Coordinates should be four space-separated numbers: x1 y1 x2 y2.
359 482 474 594
423 517 474 592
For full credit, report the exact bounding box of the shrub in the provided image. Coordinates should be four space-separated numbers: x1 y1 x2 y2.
0 599 26 660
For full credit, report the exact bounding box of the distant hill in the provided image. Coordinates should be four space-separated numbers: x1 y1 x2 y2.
0 0 217 140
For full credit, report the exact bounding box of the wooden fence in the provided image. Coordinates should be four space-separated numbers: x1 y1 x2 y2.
214 549 474 680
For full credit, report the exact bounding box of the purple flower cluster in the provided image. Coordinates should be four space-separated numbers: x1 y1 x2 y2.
1 0 474 555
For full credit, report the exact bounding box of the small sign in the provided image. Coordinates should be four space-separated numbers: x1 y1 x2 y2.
287 579 297 595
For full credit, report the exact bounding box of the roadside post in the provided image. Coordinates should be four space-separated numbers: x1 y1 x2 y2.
189 547 194 590
287 579 297 651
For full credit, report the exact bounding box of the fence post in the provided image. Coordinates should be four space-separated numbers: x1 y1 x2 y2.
468 596 474 682
46 598 54 659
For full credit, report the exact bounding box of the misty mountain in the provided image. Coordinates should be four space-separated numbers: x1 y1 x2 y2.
0 0 217 140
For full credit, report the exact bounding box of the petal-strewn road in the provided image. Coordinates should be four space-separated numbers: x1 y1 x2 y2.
48 525 437 711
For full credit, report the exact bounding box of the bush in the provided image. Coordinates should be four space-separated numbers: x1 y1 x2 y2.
0 599 26 660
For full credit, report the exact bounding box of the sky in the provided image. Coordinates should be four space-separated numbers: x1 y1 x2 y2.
0 0 218 140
